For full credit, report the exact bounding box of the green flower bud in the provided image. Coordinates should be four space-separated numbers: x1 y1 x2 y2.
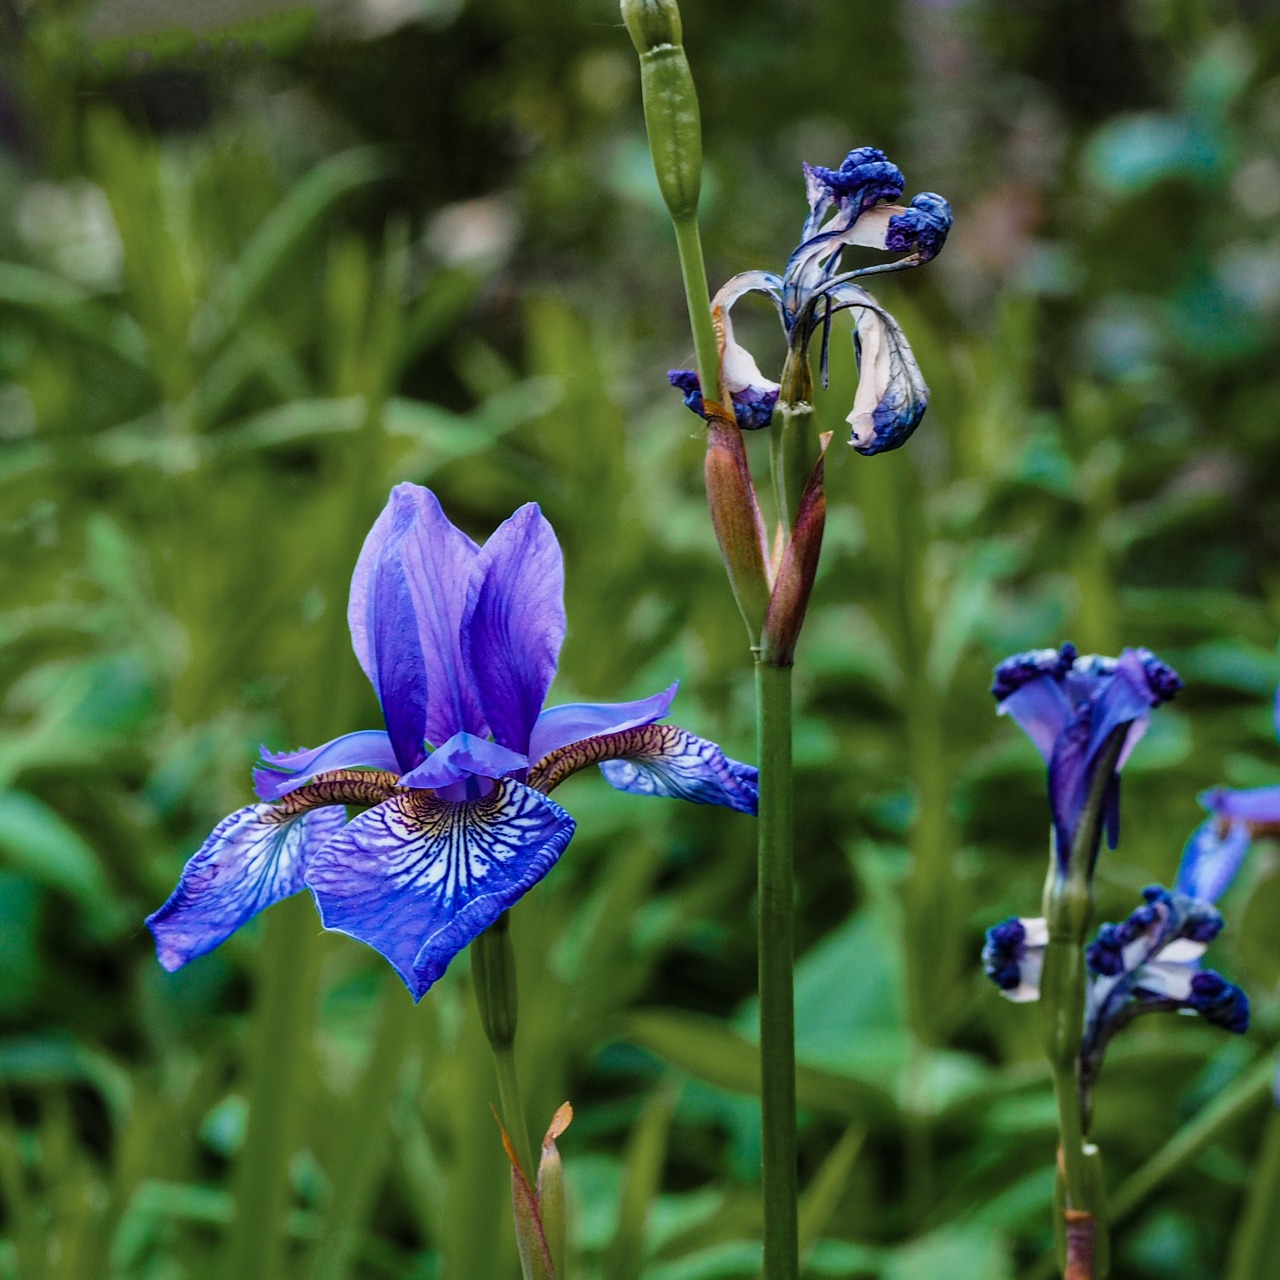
621 0 682 51
621 0 702 221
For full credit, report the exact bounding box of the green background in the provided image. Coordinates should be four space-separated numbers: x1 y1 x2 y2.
1 0 1279 1275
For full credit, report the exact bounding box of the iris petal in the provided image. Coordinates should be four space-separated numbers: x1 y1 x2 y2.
304 781 575 1000
397 732 528 790
462 504 565 755
253 729 401 801
1175 817 1251 903
598 727 758 816
836 299 929 455
348 485 486 769
997 677 1074 763
528 683 678 763
146 804 346 971
1201 784 1280 824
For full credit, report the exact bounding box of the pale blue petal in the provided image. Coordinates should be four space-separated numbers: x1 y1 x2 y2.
397 732 528 790
998 678 1074 763
146 804 346 971
598 727 758 816
1201 784 1280 824
253 729 401 801
528 683 679 764
304 782 575 999
1175 818 1251 904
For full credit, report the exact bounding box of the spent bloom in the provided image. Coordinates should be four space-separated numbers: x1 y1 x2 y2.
148 484 757 999
984 885 1249 1099
1176 680 1280 903
669 146 952 452
992 643 1182 879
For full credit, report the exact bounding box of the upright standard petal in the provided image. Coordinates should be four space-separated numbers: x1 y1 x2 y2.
993 644 1078 761
348 485 485 768
527 683 679 763
253 730 402 801
147 803 347 971
462 504 565 755
305 782 574 999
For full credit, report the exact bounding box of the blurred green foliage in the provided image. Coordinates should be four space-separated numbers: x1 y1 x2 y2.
2 0 1280 1277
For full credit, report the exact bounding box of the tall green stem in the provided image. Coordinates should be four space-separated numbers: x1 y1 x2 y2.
1037 731 1128 1280
473 914 535 1180
672 215 719 397
1225 1095 1280 1280
223 895 324 1280
756 659 798 1280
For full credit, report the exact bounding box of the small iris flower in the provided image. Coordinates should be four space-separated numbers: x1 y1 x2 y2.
668 146 952 452
985 886 1249 1100
992 643 1182 881
1176 681 1280 903
147 484 757 999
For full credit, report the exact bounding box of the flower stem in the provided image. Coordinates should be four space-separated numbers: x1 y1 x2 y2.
1037 732 1129 1280
1225 1090 1280 1280
756 657 798 1280
671 214 720 400
473 914 536 1180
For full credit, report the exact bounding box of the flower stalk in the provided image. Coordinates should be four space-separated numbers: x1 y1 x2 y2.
755 658 799 1280
473 912 536 1183
1038 728 1128 1280
623 3 803 1273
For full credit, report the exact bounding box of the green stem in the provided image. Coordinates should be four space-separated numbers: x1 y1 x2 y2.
223 895 324 1280
492 1042 535 1184
671 214 719 398
305 975 414 1280
756 659 798 1280
472 916 536 1181
1225 1085 1280 1280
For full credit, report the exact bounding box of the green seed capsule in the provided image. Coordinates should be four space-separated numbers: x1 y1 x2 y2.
621 0 702 222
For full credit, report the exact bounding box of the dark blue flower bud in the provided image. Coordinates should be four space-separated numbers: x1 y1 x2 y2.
990 643 1077 701
668 368 704 416
1188 970 1250 1033
983 917 1028 991
886 193 953 262
807 147 905 212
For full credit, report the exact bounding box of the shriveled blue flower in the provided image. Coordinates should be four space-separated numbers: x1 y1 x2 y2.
1176 681 1280 903
148 483 757 999
667 368 778 432
985 886 1249 1095
982 916 1047 1002
992 642 1182 879
669 146 951 451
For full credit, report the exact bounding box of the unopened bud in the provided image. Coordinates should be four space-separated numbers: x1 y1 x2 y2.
761 434 829 666
621 0 682 52
704 405 770 640
620 0 702 221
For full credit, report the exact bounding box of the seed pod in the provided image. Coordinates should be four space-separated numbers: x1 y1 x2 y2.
620 0 702 221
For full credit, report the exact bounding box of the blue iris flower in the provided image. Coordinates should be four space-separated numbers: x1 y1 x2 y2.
669 146 951 453
984 886 1249 1099
992 643 1182 879
1176 681 1280 903
147 483 758 999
